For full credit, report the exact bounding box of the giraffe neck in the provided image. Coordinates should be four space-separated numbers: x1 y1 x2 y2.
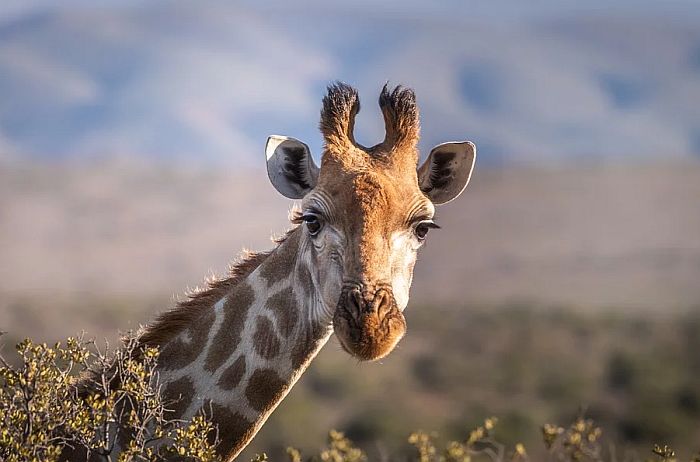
156 227 334 460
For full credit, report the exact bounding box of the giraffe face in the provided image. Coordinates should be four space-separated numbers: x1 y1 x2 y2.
299 160 431 360
266 84 476 361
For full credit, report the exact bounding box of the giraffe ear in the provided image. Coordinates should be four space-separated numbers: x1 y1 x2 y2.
418 141 476 205
266 135 319 199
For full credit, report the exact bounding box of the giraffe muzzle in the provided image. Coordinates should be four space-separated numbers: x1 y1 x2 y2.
333 286 407 361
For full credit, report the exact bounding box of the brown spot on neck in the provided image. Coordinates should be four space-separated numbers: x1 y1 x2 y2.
244 368 287 413
265 286 298 338
204 401 255 459
162 376 196 419
204 281 255 373
253 316 281 359
297 262 315 302
291 321 332 370
158 307 215 371
258 228 300 286
218 356 246 391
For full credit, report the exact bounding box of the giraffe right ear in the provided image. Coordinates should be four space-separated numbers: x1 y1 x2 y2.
418 141 476 205
265 135 319 199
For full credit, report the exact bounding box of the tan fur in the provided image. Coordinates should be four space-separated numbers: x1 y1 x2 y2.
67 84 472 461
311 159 426 359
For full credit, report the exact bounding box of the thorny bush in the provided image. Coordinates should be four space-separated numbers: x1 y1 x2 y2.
0 332 219 461
1 333 699 462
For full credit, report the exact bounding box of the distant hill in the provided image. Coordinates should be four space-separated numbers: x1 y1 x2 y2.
2 161 698 318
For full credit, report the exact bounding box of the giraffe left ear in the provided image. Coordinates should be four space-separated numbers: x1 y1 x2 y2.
266 135 319 199
418 141 476 205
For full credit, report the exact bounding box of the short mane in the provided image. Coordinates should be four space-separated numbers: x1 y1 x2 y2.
138 227 298 348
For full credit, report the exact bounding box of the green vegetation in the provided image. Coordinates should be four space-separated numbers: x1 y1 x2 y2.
0 333 218 461
280 415 700 462
2 303 699 461
244 304 700 461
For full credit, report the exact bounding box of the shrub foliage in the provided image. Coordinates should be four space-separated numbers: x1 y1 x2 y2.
284 416 699 462
1 332 699 462
0 333 219 461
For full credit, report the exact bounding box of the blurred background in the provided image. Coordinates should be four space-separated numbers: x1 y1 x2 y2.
1 0 699 459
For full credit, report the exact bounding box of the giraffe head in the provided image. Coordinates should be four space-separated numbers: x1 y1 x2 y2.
265 83 475 361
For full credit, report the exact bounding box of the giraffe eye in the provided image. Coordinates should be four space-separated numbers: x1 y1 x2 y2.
414 220 440 241
303 214 322 236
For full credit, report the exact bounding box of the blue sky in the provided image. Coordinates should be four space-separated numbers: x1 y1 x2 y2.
0 0 699 165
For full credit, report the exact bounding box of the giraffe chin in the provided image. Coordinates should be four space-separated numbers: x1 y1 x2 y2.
333 304 407 361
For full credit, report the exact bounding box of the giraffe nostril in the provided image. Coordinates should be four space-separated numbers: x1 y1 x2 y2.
342 286 394 318
348 288 363 319
367 292 381 313
373 289 392 318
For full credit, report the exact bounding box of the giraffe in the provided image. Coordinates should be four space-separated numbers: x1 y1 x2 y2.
90 83 475 460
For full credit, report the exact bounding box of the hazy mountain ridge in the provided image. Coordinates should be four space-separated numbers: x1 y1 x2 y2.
2 162 698 315
0 2 699 164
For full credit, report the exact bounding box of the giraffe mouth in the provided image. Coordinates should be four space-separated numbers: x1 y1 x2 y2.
333 288 407 361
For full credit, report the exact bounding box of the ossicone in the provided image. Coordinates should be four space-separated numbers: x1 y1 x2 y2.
318 82 421 166
319 82 361 152
378 84 420 153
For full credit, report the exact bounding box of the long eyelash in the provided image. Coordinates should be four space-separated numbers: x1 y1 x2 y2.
292 209 323 225
290 210 304 225
413 218 441 229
